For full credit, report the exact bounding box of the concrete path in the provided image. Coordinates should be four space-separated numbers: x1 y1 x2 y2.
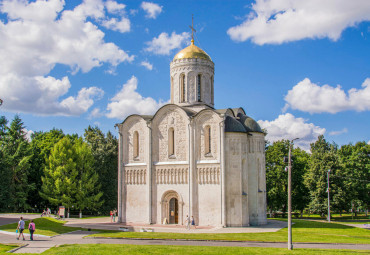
64 217 288 233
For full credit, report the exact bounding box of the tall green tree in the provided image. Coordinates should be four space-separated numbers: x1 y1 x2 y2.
304 135 341 217
338 142 370 214
0 116 11 211
75 138 103 216
291 147 310 215
84 126 118 212
265 140 310 215
3 115 33 211
41 137 78 215
28 129 65 210
265 140 289 213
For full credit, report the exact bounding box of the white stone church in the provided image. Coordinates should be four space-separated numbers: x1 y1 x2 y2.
116 36 267 227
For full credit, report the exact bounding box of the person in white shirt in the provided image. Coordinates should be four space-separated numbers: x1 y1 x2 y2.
185 215 190 230
16 217 25 240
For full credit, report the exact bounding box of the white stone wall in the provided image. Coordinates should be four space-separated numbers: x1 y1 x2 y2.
247 133 267 225
170 58 214 109
196 164 222 226
124 165 148 223
225 132 248 227
224 131 267 227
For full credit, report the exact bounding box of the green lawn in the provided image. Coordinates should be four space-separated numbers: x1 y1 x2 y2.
40 244 370 255
0 243 18 254
0 218 83 236
0 243 368 255
90 220 370 244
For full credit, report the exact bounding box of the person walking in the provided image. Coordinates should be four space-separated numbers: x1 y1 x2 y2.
110 211 113 222
16 217 25 240
113 209 117 222
185 215 190 230
28 220 36 241
191 216 196 229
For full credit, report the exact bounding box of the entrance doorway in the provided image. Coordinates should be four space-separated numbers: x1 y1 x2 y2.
169 197 178 224
161 190 183 225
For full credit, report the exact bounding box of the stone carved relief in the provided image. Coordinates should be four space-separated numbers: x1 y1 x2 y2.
153 108 188 162
197 166 220 184
155 167 188 184
194 112 220 161
125 169 146 185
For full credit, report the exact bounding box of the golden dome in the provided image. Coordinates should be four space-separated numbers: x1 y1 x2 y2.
173 41 212 61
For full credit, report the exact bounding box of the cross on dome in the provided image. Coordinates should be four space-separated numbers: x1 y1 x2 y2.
189 14 196 45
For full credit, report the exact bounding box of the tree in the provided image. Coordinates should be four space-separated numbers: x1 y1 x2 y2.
291 147 310 215
0 116 11 211
28 129 65 210
265 140 310 215
265 140 289 213
338 142 370 215
304 135 341 217
75 138 103 217
41 137 78 216
84 126 118 213
2 115 33 211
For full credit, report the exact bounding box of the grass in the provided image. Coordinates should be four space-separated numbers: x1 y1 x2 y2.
90 219 370 244
0 243 18 254
0 217 83 236
38 244 370 255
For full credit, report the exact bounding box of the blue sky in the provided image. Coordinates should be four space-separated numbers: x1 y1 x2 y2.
0 0 369 150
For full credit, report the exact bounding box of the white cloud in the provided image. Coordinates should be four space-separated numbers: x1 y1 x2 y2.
329 128 348 136
141 1 162 19
101 17 130 33
140 61 153 70
22 128 34 141
106 76 165 119
258 113 326 151
105 0 126 14
89 108 104 119
227 0 370 45
283 78 370 114
0 74 104 116
0 0 133 116
145 32 190 55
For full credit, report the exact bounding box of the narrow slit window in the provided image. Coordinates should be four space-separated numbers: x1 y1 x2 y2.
205 125 211 155
168 128 175 156
211 76 214 104
170 76 174 103
133 131 139 158
197 74 201 102
180 74 185 102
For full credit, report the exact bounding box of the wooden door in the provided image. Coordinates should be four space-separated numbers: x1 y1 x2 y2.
169 198 178 224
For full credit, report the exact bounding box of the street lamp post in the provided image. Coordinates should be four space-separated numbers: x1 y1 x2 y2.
327 169 331 222
288 138 299 250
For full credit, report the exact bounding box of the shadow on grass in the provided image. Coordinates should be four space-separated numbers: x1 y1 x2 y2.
272 218 357 230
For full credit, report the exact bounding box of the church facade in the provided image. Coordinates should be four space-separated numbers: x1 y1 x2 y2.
116 38 267 227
